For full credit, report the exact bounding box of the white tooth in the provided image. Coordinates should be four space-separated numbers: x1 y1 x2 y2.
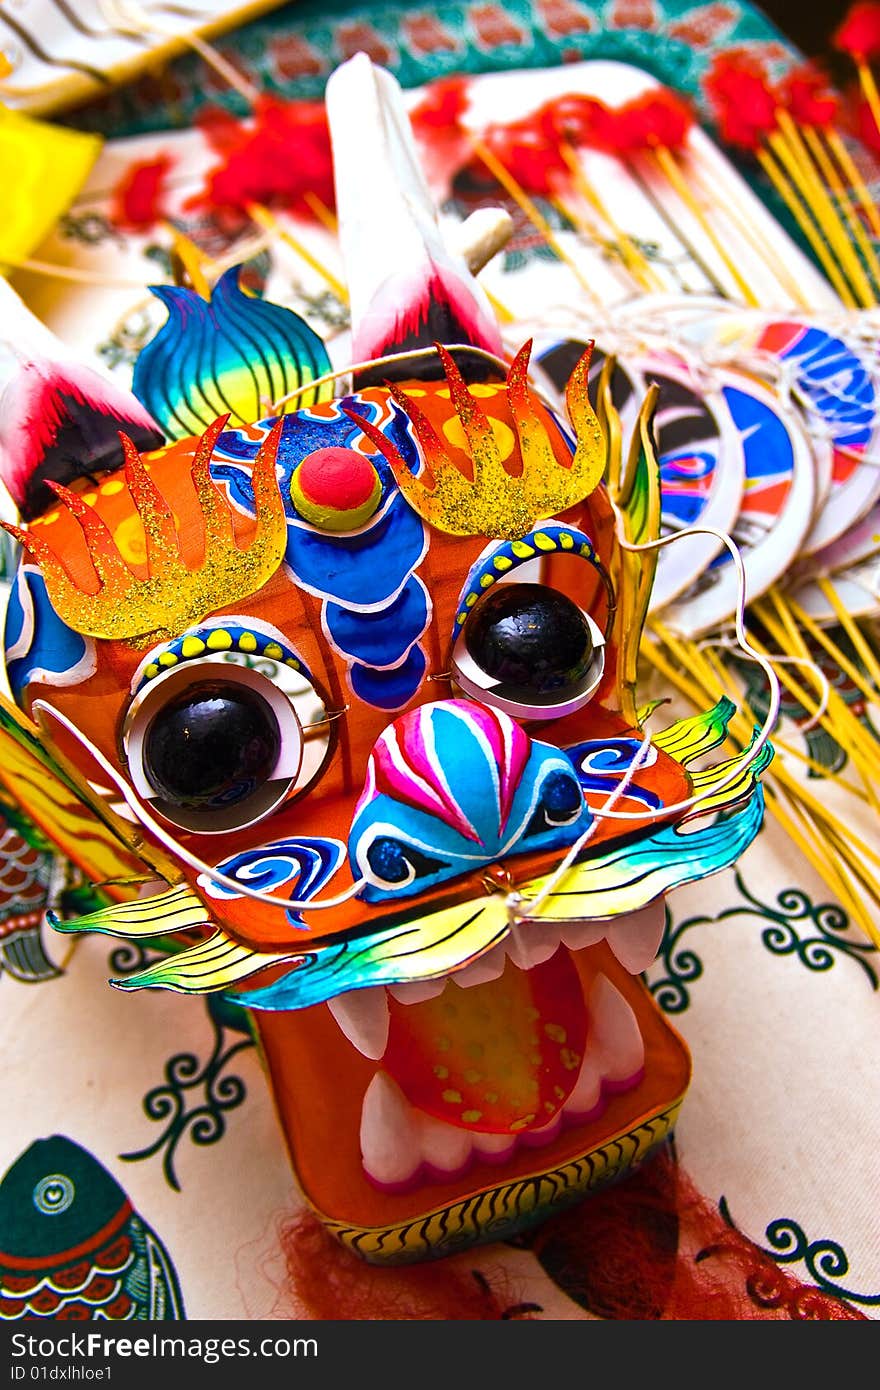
388 978 447 1004
450 945 507 988
590 973 645 1082
563 1050 603 1118
359 1071 421 1186
327 986 389 1060
473 1130 517 1158
604 899 667 975
563 974 645 1119
520 1110 564 1147
416 1111 473 1176
505 921 562 970
558 919 608 952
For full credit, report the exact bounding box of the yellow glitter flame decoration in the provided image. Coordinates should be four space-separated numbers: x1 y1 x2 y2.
3 416 288 644
344 340 605 541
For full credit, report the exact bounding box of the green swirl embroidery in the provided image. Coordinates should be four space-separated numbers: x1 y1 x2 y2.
649 870 878 1012
720 1200 880 1309
112 944 255 1192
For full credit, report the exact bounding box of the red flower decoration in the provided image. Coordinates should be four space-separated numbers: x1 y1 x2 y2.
541 93 619 151
854 93 880 154
481 112 569 195
409 75 471 134
614 89 695 152
190 95 335 218
704 54 777 150
834 2 880 60
111 154 173 231
778 67 839 129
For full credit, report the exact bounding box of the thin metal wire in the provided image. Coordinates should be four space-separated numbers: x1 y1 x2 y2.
31 701 367 915
509 519 781 924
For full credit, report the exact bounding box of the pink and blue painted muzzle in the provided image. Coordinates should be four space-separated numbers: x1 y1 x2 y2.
349 700 593 902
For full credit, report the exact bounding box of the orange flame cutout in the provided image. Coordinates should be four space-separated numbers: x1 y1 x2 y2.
3 417 288 643
344 340 605 540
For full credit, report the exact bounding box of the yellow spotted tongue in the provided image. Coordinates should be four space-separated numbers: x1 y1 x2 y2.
384 949 587 1134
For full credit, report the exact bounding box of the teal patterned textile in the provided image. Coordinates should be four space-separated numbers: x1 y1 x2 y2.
61 0 802 138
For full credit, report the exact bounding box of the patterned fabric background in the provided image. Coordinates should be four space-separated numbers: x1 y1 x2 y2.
59 0 800 138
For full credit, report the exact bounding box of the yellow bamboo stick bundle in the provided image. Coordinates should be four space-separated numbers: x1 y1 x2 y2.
742 615 880 798
824 128 880 238
470 138 601 304
784 795 880 940
644 629 880 943
688 162 812 308
247 203 349 303
646 143 761 306
816 576 880 696
703 58 858 305
755 147 857 306
765 786 877 933
803 125 880 293
770 734 870 798
755 591 880 799
832 11 880 235
656 620 880 831
556 143 663 292
786 593 880 708
822 816 880 906
549 192 647 293
699 638 880 895
767 120 874 306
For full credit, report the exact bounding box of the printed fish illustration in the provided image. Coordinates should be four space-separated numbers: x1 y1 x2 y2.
0 1136 184 1320
0 802 58 985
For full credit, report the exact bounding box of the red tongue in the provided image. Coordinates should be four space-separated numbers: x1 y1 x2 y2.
383 948 587 1134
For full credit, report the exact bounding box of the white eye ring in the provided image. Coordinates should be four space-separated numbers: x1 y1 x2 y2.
33 1174 75 1216
451 610 606 721
122 658 305 835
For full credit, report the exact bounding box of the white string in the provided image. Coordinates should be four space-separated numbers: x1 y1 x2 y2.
31 701 366 914
697 633 831 733
508 520 781 923
269 343 513 412
509 730 654 926
30 525 778 920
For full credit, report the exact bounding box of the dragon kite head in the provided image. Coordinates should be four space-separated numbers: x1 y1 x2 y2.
0 56 769 1264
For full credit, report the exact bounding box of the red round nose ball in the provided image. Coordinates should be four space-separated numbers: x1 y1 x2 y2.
291 446 382 531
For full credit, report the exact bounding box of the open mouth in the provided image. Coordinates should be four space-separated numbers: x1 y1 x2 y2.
247 905 690 1264
326 901 664 1191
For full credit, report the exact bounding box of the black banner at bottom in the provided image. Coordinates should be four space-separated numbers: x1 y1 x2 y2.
0 1317 860 1385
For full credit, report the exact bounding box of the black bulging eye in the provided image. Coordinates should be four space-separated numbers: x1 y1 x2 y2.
143 682 281 810
464 583 594 696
